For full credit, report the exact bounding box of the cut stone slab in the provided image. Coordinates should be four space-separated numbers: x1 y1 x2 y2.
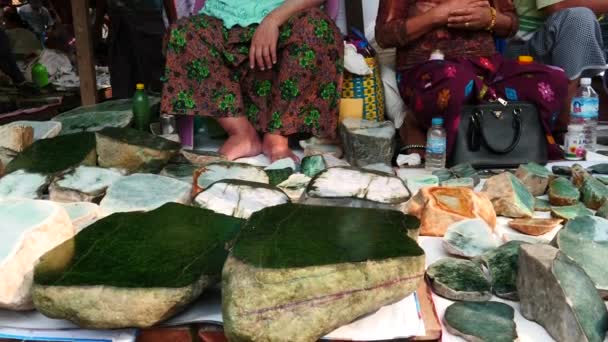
552 165 572 176
596 201 608 219
406 187 496 237
339 118 395 167
597 176 608 186
159 163 198 183
508 218 563 236
503 232 549 245
5 133 96 175
194 180 290 219
0 148 16 171
555 216 608 298
0 199 74 310
263 158 294 186
535 198 551 212
548 177 580 206
51 99 136 135
33 203 243 328
551 203 593 221
441 177 475 189
482 173 535 218
443 219 498 258
515 162 552 196
589 163 608 175
580 176 608 210
99 174 191 215
517 244 608 342
180 150 226 166
571 163 592 188
322 154 350 168
59 202 100 232
301 155 326 178
222 203 425 342
450 163 481 187
299 137 342 158
0 171 50 200
96 127 181 173
193 162 269 195
49 166 124 203
0 124 34 152
426 258 491 301
432 169 453 183
406 175 439 195
265 158 296 172
277 174 311 202
481 241 527 300
444 301 517 342
363 163 394 175
4 121 62 140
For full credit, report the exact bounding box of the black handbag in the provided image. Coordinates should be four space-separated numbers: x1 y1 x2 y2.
448 102 548 169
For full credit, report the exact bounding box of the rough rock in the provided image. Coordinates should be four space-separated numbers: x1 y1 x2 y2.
515 162 553 196
5 133 96 175
0 147 16 170
159 163 198 183
301 155 326 178
502 232 549 245
426 258 491 301
548 177 580 206
193 162 269 195
300 137 342 158
222 203 424 342
100 174 191 215
555 216 608 298
277 174 311 201
597 176 608 186
589 164 608 175
482 173 535 218
96 127 181 173
508 218 562 236
481 241 527 300
0 171 50 200
552 165 572 176
59 202 100 232
551 203 593 221
339 118 395 167
571 163 592 188
432 169 453 183
596 201 608 219
444 301 517 342
51 99 136 135
0 124 34 152
194 180 290 219
441 177 475 189
33 203 243 328
580 177 608 210
0 199 74 310
450 163 481 187
264 158 295 186
49 166 124 202
517 244 608 342
4 121 61 141
363 163 394 175
405 175 439 195
406 187 496 237
0 160 3 177
535 198 551 212
443 219 497 258
180 150 225 166
322 154 350 168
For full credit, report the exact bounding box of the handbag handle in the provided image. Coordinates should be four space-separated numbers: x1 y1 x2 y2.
472 107 522 154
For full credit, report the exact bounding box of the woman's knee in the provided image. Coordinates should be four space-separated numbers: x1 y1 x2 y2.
283 7 341 47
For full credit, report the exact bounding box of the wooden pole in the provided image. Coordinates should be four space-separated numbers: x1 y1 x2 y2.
71 0 97 105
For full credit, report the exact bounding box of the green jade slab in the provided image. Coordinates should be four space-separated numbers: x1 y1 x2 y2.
589 164 608 175
596 201 608 219
450 163 481 187
50 166 124 202
548 177 580 206
443 219 498 258
52 99 139 135
535 198 551 212
160 163 198 183
301 155 326 178
515 162 552 196
481 241 527 301
580 177 608 210
571 163 592 188
264 158 296 186
483 173 535 218
426 258 491 301
551 203 593 221
441 177 475 189
196 162 269 190
444 301 517 342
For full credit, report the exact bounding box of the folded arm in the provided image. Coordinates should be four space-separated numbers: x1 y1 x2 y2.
543 0 608 15
265 0 326 25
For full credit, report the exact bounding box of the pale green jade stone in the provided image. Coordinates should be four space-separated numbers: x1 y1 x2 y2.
0 170 49 200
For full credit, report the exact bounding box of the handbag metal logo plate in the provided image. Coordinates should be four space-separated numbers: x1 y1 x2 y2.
493 110 503 119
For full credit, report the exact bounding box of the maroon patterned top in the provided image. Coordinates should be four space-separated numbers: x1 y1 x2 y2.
375 0 519 70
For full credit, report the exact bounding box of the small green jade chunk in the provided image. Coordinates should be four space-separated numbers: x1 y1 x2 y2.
426 258 491 301
444 301 517 342
548 177 580 206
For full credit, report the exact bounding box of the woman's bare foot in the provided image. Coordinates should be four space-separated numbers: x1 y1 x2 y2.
217 117 262 160
262 133 300 163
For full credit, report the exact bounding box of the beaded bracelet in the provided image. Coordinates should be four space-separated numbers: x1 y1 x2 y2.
486 7 497 31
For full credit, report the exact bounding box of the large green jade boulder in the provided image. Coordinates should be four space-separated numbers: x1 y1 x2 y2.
482 173 534 218
551 203 593 221
515 162 553 196
444 301 517 342
33 203 243 329
339 118 395 167
5 133 96 175
548 177 580 206
49 166 124 202
481 241 527 301
581 177 608 210
194 161 269 194
194 180 290 219
0 170 50 200
96 127 180 173
517 244 608 342
426 258 491 301
52 99 137 135
555 216 608 298
222 204 425 342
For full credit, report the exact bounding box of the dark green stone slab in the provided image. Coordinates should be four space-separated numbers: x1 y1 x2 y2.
160 163 198 183
581 177 608 210
596 176 608 186
98 127 181 152
548 177 580 206
552 165 571 176
571 164 592 188
588 163 608 175
34 203 244 288
5 133 96 175
596 201 608 219
450 163 480 186
301 155 326 178
52 99 136 135
481 241 527 300
535 198 551 212
426 258 491 301
265 168 293 186
551 203 593 221
444 301 517 342
232 203 422 269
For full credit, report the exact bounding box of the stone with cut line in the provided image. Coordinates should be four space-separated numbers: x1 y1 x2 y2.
160 163 198 183
277 174 311 202
0 124 33 152
222 203 424 342
59 202 100 232
481 241 527 300
51 99 138 135
0 199 74 310
193 161 269 195
443 219 497 258
339 118 395 167
548 177 580 206
49 166 124 202
580 176 608 210
426 258 491 301
0 170 50 200
508 218 562 236
551 203 592 221
4 121 62 140
483 173 535 218
515 162 553 196
444 301 517 342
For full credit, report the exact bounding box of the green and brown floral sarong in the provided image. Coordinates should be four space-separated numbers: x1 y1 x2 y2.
161 8 344 138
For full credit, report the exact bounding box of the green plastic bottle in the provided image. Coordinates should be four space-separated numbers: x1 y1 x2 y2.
133 83 151 131
31 62 49 87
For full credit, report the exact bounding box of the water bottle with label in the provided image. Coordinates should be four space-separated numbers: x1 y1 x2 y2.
425 117 447 170
570 78 599 151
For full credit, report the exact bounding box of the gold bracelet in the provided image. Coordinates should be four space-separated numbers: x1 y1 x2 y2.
486 7 497 31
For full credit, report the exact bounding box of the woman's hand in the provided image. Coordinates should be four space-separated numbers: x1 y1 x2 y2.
447 1 493 30
430 0 488 25
249 17 280 71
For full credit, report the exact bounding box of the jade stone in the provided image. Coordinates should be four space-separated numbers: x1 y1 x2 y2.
265 168 293 186
339 118 395 167
0 170 49 199
441 177 475 189
52 99 136 135
406 175 439 195
552 165 571 176
363 163 395 175
548 177 580 206
580 177 608 210
59 202 99 231
301 155 326 178
50 166 124 202
515 162 552 196
443 219 498 258
551 203 593 221
556 216 608 297
450 163 481 186
444 301 517 342
5 120 62 140
195 162 269 191
481 241 527 300
534 198 551 212
589 164 608 175
596 176 608 186
596 201 608 219
264 158 296 172
482 172 535 218
5 133 96 175
426 258 491 301
571 163 592 188
160 163 198 183
277 173 311 201
432 168 453 183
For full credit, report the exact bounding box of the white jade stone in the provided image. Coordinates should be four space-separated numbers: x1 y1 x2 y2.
265 158 296 171
5 121 62 140
277 174 311 201
196 162 269 190
0 171 49 200
59 202 100 232
0 199 74 310
194 181 289 219
55 166 123 194
100 174 192 215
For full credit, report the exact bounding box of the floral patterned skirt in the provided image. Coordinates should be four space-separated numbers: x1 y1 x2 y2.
161 8 344 138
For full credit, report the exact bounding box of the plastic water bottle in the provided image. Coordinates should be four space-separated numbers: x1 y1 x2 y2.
570 78 599 151
133 83 151 131
425 117 447 170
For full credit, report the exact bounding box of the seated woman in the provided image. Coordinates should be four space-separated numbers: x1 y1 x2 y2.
375 0 568 159
161 0 343 162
